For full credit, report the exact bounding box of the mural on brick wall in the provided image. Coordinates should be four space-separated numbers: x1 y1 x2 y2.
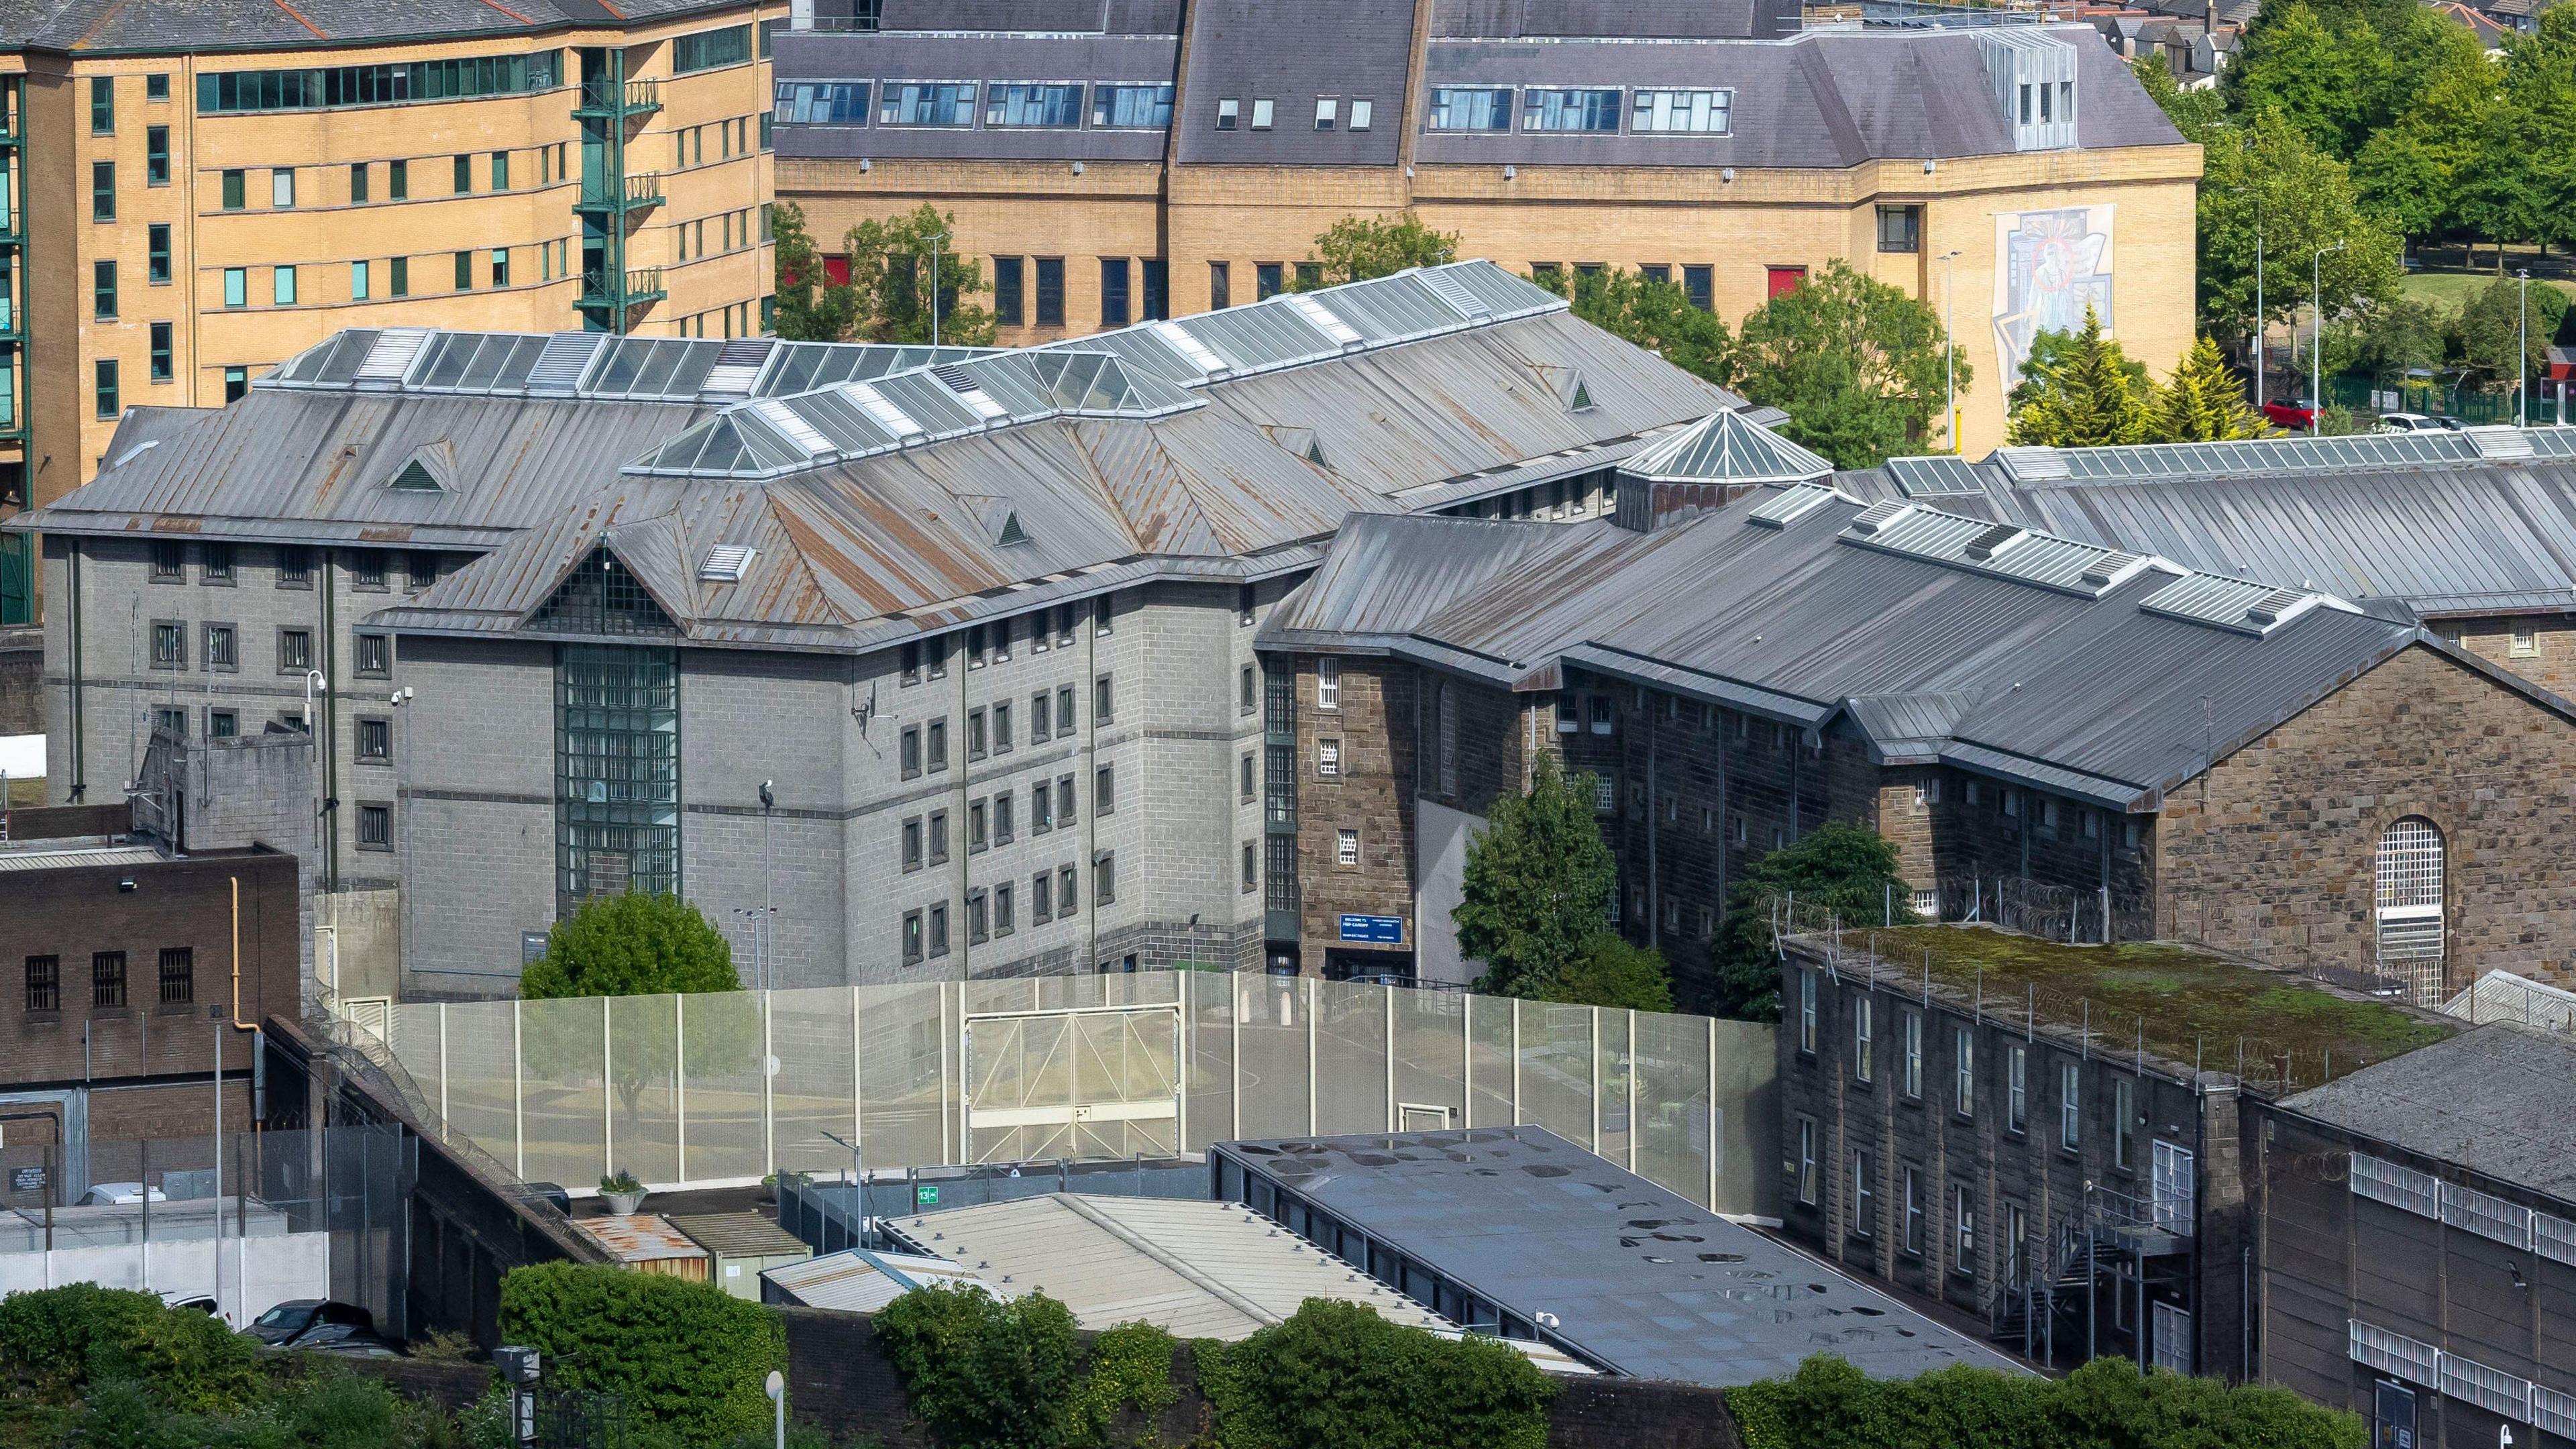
1992 205 2115 384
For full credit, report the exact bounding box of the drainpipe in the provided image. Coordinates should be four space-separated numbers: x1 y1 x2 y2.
66 542 84 800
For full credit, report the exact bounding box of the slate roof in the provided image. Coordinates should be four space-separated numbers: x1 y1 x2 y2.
1259 488 2563 810
774 15 2190 169
14 263 1739 654
0 0 749 52
1215 1126 2031 1385
2280 1024 2576 1205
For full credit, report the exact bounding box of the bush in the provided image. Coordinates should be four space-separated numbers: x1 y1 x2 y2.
1197 1299 1554 1449
1724 1354 2365 1449
497 1262 784 1448
874 1285 1083 1449
109 1301 268 1416
0 1283 164 1398
1074 1322 1179 1447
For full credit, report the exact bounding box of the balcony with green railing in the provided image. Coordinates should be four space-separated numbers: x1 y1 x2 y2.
574 170 663 215
580 267 665 315
573 76 662 120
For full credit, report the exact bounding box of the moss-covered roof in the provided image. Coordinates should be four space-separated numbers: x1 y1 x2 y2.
1813 924 2455 1086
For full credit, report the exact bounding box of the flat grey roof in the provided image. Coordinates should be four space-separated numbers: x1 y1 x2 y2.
1216 1125 2031 1386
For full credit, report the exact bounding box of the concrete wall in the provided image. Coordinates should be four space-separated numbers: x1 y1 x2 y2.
0 625 38 735
0 1230 329 1322
1416 798 1485 987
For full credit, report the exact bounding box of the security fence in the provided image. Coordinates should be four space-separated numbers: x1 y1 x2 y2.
370 973 1777 1216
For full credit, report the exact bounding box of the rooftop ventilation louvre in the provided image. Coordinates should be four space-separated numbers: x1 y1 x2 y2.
702 339 771 396
527 335 607 394
1419 267 1491 319
2467 426 2536 462
1748 483 1847 529
358 329 433 384
1844 500 1913 536
2139 572 2322 636
1285 292 1364 348
700 545 756 582
1963 524 2024 561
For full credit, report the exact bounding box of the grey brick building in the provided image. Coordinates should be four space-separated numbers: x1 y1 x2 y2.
9 263 1741 996
1258 472 2576 1001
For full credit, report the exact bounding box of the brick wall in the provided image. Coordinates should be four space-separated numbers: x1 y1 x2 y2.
1293 656 1419 971
2157 643 2576 992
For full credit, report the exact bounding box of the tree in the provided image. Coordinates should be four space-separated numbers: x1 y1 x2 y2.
2224 1 2385 157
1296 212 1462 288
2153 337 2268 441
1730 260 1965 470
522 889 739 999
1452 753 1617 1000
2006 307 2154 447
1709 822 1916 1021
2455 273 2572 388
839 203 998 345
1536 934 1678 1014
2129 54 2224 141
2196 109 2404 345
2005 324 2148 418
769 201 861 343
1536 266 1733 387
2334 295 2448 382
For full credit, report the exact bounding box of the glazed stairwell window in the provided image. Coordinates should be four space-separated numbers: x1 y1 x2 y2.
2375 817 2445 1002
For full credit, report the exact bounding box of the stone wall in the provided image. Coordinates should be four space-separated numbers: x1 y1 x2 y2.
1293 655 1419 973
0 624 38 735
2156 642 2576 992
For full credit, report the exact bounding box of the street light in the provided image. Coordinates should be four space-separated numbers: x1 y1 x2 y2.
1939 250 1962 454
759 779 775 991
2517 268 2530 429
2252 221 2265 413
2310 240 2345 434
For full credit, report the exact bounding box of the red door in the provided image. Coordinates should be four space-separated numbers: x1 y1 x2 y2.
1766 266 1807 299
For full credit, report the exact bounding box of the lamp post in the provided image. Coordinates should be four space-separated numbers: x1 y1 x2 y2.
1939 250 1962 454
2253 222 2265 413
2310 240 2345 433
2518 268 2530 429
758 779 775 991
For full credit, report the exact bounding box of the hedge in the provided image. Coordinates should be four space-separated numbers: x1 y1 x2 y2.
874 1284 1085 1449
1725 1354 2367 1449
497 1262 784 1448
1197 1298 1555 1449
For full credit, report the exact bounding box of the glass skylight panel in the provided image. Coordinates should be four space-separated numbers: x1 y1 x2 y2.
1425 87 1512 131
1187 301 1338 373
2529 427 2576 459
933 365 1012 423
1438 261 1566 319
1631 89 1731 133
1286 292 1363 346
1148 321 1228 378
794 388 899 453
985 83 1081 127
846 382 923 439
879 83 975 126
1885 455 1984 497
1318 274 1464 341
871 371 985 435
1091 82 1173 128
271 330 380 386
773 80 869 124
1746 483 1843 528
752 397 835 455
1521 87 1622 132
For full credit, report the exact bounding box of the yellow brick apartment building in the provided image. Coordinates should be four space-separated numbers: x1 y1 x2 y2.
0 0 782 619
772 0 2201 461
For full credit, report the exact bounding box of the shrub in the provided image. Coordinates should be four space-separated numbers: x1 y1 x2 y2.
0 1283 164 1398
1074 1322 1179 1447
1725 1354 2366 1449
1198 1299 1553 1449
874 1285 1083 1449
110 1304 268 1417
497 1262 784 1448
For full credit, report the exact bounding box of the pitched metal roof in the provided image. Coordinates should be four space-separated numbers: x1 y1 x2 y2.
15 264 1736 653
2281 1024 2576 1205
1262 490 2481 810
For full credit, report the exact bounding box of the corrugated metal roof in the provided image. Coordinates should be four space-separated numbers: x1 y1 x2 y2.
578 1214 708 1264
882 1193 1464 1342
2444 970 2576 1036
762 1248 985 1311
1264 492 2469 808
0 845 166 874
667 1212 812 1258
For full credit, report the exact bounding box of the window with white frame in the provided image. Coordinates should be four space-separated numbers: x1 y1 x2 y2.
1797 969 1817 1054
1796 1116 1817 1204
1316 657 1340 710
2006 1043 2027 1132
1853 996 1874 1083
2375 816 2445 1001
1902 1010 1923 1097
1850 1150 1874 1236
1953 1026 1975 1116
2059 1060 2082 1149
1902 1166 1923 1253
1953 1183 1976 1275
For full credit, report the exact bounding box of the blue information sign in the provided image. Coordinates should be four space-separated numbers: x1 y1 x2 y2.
1338 914 1405 945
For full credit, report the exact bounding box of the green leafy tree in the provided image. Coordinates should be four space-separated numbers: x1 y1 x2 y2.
874 1285 1084 1449
1534 265 1735 387
1197 1298 1556 1449
2455 273 2572 388
2335 295 2449 382
499 1263 786 1448
1710 822 1916 1021
2502 9 2576 254
1730 260 1965 469
2351 127 2449 243
2225 1 2390 156
1454 754 1617 998
521 890 747 1144
767 201 861 342
2154 337 2269 441
1537 934 1678 1014
2006 307 2154 447
522 889 739 999
1295 212 1462 288
2196 109 2404 344
839 203 998 345
2128 54 2224 140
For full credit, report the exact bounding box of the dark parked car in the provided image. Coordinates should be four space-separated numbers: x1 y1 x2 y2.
245 1299 402 1357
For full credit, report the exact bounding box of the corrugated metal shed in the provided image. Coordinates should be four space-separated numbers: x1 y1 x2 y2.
579 1214 710 1268
761 1248 986 1313
882 1192 1468 1342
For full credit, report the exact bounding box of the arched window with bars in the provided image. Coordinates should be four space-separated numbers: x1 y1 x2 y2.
2374 817 2445 1002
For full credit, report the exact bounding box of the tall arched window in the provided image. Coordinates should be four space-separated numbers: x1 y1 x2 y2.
2375 817 2445 1002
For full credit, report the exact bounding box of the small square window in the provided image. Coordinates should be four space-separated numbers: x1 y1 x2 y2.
1216 97 1239 129
2512 625 2539 658
1336 828 1358 866
1318 738 1341 777
272 168 295 208
1250 97 1275 130
146 72 170 101
356 804 390 850
24 955 60 1013
203 623 237 671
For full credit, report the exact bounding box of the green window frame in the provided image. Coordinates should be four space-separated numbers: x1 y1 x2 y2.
453 250 472 290
672 25 751 73
93 359 119 419
92 260 115 319
90 162 115 221
452 153 470 193
145 72 169 101
146 125 169 184
89 76 113 134
389 255 409 297
194 52 560 115
388 158 408 199
223 267 246 308
272 265 297 306
350 161 370 203
149 322 172 381
490 150 509 190
221 168 245 209
147 224 171 283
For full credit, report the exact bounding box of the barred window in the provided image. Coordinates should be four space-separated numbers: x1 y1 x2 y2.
25 956 60 1012
93 952 127 1008
157 947 193 1005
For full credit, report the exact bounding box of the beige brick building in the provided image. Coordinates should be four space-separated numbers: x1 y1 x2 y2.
0 0 784 620
771 0 2201 464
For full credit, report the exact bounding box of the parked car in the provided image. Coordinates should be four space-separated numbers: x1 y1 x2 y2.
2262 398 2320 429
161 1293 219 1315
78 1182 167 1205
245 1299 400 1356
2377 411 2462 432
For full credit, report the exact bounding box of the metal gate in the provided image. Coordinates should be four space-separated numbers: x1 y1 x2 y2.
962 1005 1179 1164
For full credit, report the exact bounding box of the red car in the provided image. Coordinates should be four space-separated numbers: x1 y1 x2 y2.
2261 399 2320 430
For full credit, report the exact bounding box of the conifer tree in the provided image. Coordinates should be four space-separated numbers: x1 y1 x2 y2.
2153 337 2268 441
2005 306 2152 448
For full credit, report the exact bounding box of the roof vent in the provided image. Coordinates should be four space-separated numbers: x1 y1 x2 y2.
2466 426 2536 462
1963 524 2024 561
1746 482 1848 529
387 460 443 493
1569 379 1595 413
700 545 756 582
2244 586 2306 627
356 328 433 386
996 512 1031 547
2079 551 2142 588
1995 445 2072 482
1845 500 1913 536
933 364 1011 423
